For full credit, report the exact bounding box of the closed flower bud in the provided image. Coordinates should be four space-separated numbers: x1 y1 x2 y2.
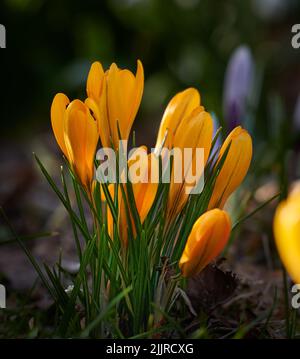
208 126 252 209
86 60 144 150
179 209 231 277
51 94 98 190
167 107 213 218
155 88 201 151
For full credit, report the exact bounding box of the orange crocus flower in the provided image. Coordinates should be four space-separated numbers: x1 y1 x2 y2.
179 209 231 277
273 188 300 284
51 94 98 190
208 126 252 209
86 60 144 150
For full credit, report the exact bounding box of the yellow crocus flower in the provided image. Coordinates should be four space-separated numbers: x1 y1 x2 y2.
86 60 144 150
167 107 213 219
273 191 300 284
51 93 98 190
208 126 252 209
179 209 231 277
155 88 202 151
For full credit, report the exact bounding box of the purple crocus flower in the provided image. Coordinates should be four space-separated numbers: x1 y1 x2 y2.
223 45 254 131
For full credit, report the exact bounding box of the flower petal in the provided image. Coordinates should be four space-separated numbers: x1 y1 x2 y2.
104 60 144 149
64 99 98 188
155 88 201 150
167 107 213 218
274 192 300 284
179 209 231 277
51 93 70 158
208 126 252 209
86 61 105 100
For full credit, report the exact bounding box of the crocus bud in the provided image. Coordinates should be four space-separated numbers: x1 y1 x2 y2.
179 209 231 277
86 60 144 150
51 94 98 190
273 190 300 284
167 107 213 219
208 126 252 209
155 88 201 151
223 45 254 130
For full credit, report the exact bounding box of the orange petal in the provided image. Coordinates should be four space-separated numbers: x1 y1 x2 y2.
131 152 158 222
86 61 105 100
167 108 213 218
51 93 70 158
86 60 144 150
179 209 231 277
155 88 201 150
208 126 252 209
274 192 300 284
64 100 98 188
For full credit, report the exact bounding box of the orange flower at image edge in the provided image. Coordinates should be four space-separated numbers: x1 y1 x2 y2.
274 189 300 284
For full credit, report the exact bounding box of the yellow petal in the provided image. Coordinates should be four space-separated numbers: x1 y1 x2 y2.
179 209 231 277
64 99 98 189
51 93 70 158
131 151 158 222
208 126 252 209
274 192 300 284
127 60 144 139
167 107 213 218
86 61 105 100
155 88 201 150
95 60 144 149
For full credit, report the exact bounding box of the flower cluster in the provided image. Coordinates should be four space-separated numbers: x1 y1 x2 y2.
51 60 253 278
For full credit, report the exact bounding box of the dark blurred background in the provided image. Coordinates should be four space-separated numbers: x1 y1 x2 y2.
1 0 300 142
1 0 300 290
